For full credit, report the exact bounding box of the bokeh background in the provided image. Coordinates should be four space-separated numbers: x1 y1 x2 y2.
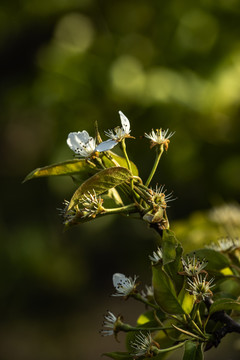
1 0 240 359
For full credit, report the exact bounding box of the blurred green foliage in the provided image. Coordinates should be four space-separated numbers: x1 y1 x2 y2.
1 0 240 359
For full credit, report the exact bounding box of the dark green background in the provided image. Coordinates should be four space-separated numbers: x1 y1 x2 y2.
1 0 240 359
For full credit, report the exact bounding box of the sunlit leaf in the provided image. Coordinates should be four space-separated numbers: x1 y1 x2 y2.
209 298 240 315
137 309 166 326
152 264 184 314
23 159 97 183
107 188 124 206
178 280 195 314
102 152 139 176
68 166 132 209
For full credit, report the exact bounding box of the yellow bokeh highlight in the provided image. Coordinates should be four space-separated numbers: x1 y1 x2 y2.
54 13 95 53
110 55 145 97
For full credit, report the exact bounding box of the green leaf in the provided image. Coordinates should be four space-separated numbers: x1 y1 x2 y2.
178 280 195 314
137 310 166 326
102 152 139 176
102 188 124 207
68 166 132 209
165 246 184 295
209 298 240 315
183 341 203 360
162 230 180 266
23 159 97 183
192 249 230 271
152 264 184 315
103 352 132 360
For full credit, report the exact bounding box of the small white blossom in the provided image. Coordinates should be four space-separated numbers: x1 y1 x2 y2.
112 273 138 297
187 275 215 302
105 111 131 141
67 131 96 157
131 332 154 357
141 285 154 300
145 128 175 150
181 254 208 277
209 203 240 226
206 237 239 252
100 311 118 337
95 111 132 152
149 247 163 264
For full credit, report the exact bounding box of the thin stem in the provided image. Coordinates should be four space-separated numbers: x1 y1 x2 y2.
191 302 199 322
145 145 164 187
105 203 137 215
169 314 186 326
154 341 186 354
134 186 152 204
121 139 132 173
132 293 159 310
197 309 203 328
154 311 179 341
190 318 206 339
121 138 134 192
120 324 173 332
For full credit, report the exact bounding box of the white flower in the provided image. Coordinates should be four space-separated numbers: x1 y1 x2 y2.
181 254 208 277
209 203 240 226
105 111 131 141
95 111 132 152
112 273 138 297
131 332 153 357
149 247 163 264
100 311 118 336
67 131 96 157
206 237 239 252
187 275 215 302
145 128 175 150
141 285 154 300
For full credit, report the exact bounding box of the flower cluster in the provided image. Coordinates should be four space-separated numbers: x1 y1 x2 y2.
80 190 105 218
67 111 132 157
209 203 240 226
187 275 215 302
67 111 174 157
207 237 240 253
181 253 208 277
131 332 155 357
26 108 240 360
180 254 215 303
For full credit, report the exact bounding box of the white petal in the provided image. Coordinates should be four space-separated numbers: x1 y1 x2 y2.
119 111 130 134
80 130 91 142
96 139 118 152
87 136 97 152
67 132 83 151
112 273 126 287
